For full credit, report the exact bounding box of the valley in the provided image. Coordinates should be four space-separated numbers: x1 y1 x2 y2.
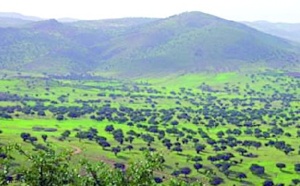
0 71 299 185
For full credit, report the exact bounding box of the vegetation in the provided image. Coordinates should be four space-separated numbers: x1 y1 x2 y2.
0 12 299 76
0 145 203 185
0 9 300 186
0 70 299 185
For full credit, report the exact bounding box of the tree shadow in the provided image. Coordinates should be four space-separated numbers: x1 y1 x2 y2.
163 164 173 170
127 151 139 155
83 141 94 145
176 153 186 156
281 170 293 174
117 155 129 161
256 173 271 179
227 177 254 186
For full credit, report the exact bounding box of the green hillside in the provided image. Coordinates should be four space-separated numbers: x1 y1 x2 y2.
0 11 299 77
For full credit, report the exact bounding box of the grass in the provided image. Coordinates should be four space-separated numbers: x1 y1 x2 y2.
0 71 299 185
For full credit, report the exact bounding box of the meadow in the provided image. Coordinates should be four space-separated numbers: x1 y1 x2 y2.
0 71 299 185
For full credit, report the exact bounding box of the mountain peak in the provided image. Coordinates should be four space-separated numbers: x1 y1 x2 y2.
170 11 220 20
161 11 223 29
30 19 62 30
0 12 299 76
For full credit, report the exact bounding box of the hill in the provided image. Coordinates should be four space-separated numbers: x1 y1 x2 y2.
93 12 300 76
0 11 299 77
0 12 42 21
0 12 42 27
0 17 33 27
243 21 300 43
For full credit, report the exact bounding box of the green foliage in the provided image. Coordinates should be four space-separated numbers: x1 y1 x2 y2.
79 151 164 186
0 71 299 185
15 144 78 185
0 145 15 185
0 145 203 186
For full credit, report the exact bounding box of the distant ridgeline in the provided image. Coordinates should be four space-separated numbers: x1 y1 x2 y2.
0 12 300 77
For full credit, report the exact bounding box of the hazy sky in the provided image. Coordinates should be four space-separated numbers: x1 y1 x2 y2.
0 0 299 22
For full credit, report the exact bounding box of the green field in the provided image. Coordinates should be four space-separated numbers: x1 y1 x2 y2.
0 71 299 185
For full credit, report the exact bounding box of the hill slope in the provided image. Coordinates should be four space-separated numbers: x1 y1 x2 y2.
0 12 41 27
94 12 300 76
243 21 300 43
0 12 299 77
0 17 33 27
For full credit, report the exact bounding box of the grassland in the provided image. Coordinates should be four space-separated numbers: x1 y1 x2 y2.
0 71 299 185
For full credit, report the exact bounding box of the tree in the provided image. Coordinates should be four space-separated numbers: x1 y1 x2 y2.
41 134 48 142
292 179 300 185
253 142 262 149
171 120 179 127
114 163 125 170
216 131 225 138
171 170 180 177
61 130 71 139
37 111 46 116
126 145 133 151
236 172 247 182
56 114 64 121
154 177 163 184
28 136 38 144
210 177 224 185
2 144 204 186
195 144 206 154
276 163 286 171
294 163 300 173
112 146 121 156
193 163 203 172
20 133 31 142
98 141 111 150
263 180 274 186
164 142 173 150
14 145 77 186
172 146 183 154
75 131 86 142
236 147 247 156
180 167 191 178
191 156 202 162
250 164 265 175
115 137 124 145
126 136 135 144
105 125 114 133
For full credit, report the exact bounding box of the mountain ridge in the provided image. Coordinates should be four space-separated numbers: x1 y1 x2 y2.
243 21 300 43
0 11 299 77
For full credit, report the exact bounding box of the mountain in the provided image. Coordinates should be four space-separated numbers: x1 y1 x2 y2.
0 12 42 21
0 11 299 77
0 17 33 27
243 21 300 43
0 12 42 28
93 12 300 76
69 18 158 29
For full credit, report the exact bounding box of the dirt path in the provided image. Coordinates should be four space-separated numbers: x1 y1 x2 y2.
51 137 82 155
92 155 172 179
54 141 173 180
71 145 82 155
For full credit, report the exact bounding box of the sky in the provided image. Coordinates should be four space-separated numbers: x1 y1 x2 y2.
0 0 299 23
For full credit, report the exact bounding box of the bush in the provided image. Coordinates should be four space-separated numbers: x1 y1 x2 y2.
0 144 204 186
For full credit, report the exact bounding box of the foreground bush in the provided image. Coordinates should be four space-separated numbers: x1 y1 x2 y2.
0 144 203 186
